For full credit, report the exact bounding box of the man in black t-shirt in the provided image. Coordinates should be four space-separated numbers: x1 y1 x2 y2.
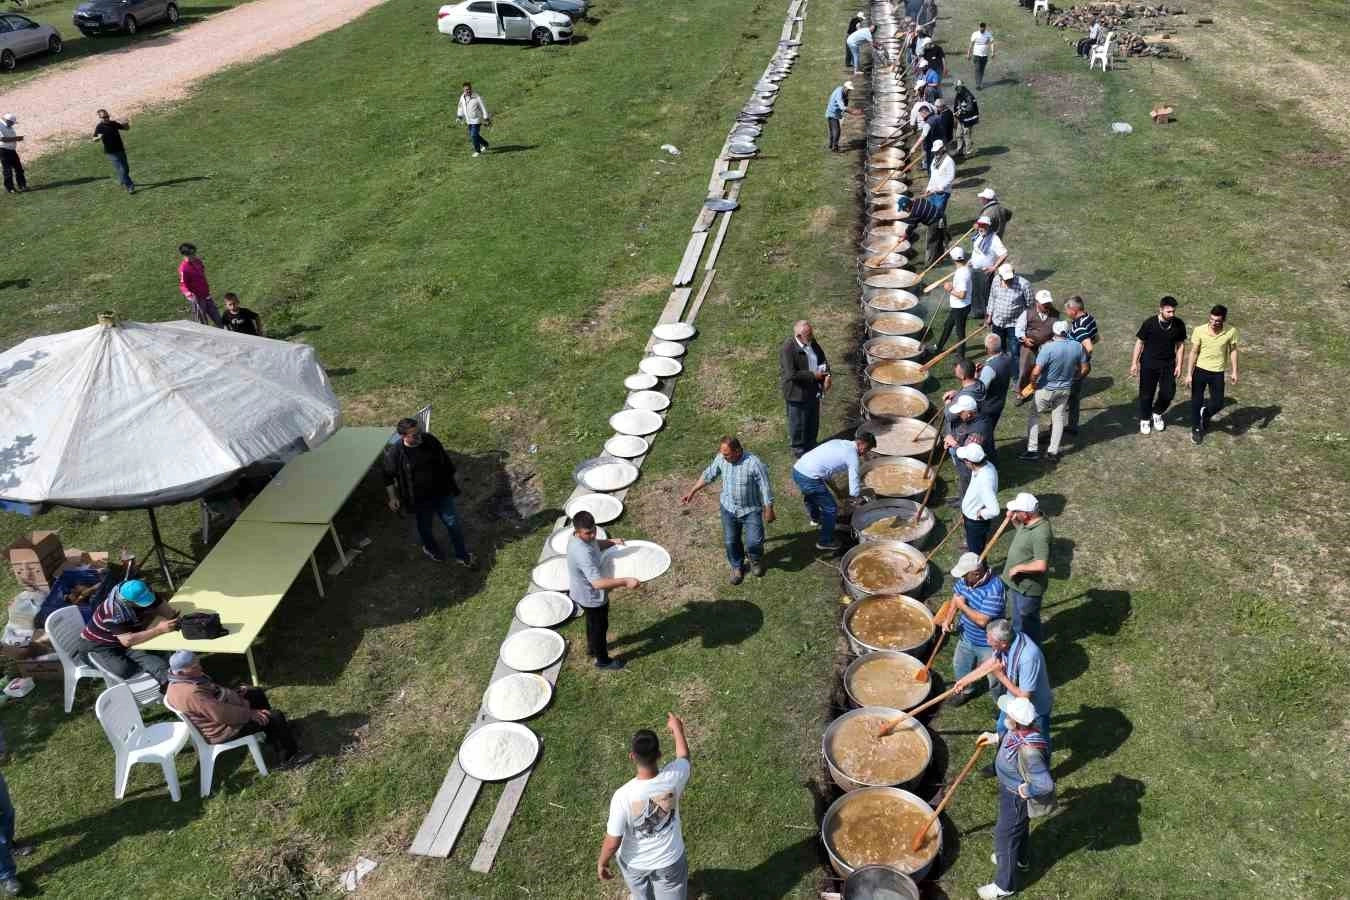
1129 296 1187 435
91 108 134 194
221 293 263 336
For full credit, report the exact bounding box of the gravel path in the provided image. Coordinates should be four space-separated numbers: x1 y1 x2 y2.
0 0 390 160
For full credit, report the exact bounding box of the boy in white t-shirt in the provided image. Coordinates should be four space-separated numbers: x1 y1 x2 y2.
968 23 995 89
935 246 974 355
598 714 692 900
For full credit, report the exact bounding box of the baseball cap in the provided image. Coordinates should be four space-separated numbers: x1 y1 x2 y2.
1052 320 1070 335
949 395 977 414
1 114 15 124
1035 289 1054 305
918 58 929 67
931 138 945 151
1006 492 1039 513
118 579 155 607
976 215 992 226
950 552 983 578
949 246 966 261
997 263 1015 279
998 694 1039 726
844 80 854 91
169 650 198 673
956 443 986 463
978 188 997 200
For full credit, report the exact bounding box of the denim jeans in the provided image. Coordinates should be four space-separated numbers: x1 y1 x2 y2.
993 783 1029 891
992 323 1018 362
973 55 989 89
720 506 765 571
106 151 133 188
953 638 997 696
786 398 820 456
414 493 470 562
1191 368 1225 430
848 44 861 69
1067 362 1090 430
1007 585 1043 644
468 123 490 153
0 772 17 880
76 638 170 688
792 469 838 544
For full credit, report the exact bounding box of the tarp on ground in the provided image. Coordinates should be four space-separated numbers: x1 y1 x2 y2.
0 318 341 509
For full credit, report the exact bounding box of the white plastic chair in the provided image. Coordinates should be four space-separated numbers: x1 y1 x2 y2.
87 652 164 708
95 683 190 802
1032 0 1050 23
164 697 269 797
44 606 105 713
1089 31 1116 71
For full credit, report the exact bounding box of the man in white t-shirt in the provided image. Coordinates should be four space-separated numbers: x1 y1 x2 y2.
968 23 995 89
599 714 692 899
935 246 974 355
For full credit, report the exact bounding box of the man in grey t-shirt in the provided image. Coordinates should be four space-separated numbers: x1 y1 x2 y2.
567 510 641 671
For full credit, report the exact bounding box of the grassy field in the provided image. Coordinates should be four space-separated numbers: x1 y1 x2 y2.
0 0 1348 897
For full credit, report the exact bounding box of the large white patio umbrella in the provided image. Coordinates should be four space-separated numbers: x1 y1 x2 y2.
0 314 342 583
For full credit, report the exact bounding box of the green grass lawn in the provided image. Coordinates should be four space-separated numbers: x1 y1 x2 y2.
0 0 1348 897
1 0 254 84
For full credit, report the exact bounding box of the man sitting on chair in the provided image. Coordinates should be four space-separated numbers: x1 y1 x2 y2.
165 651 312 770
74 577 178 689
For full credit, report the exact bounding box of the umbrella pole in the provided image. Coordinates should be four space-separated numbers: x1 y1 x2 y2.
147 508 176 590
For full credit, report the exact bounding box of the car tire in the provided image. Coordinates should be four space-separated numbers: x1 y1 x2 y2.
49 35 63 54
0 50 13 72
124 15 138 35
452 24 473 44
532 27 553 45
166 3 180 24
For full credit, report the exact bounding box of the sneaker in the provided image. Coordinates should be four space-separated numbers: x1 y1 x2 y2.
729 567 745 585
1018 450 1041 462
1139 419 1151 435
127 185 136 194
595 658 626 671
0 878 18 897
1199 405 1207 429
455 554 479 570
750 561 766 577
422 547 447 563
1191 428 1203 445
815 540 842 552
948 691 973 708
1151 414 1165 432
472 151 481 157
977 883 1015 899
990 853 1029 871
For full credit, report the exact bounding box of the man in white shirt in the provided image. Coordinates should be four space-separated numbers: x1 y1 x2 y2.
846 25 872 73
791 432 876 551
926 139 955 213
454 82 491 157
968 23 995 89
935 246 973 355
968 216 1007 318
0 114 27 194
957 444 999 555
599 714 692 900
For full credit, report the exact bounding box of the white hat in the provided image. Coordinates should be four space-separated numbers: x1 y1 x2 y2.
998 694 1039 727
949 246 966 261
931 138 945 151
844 80 855 90
1052 320 1070 336
976 215 992 226
950 551 983 578
1035 289 1054 305
1 114 15 124
918 58 929 67
934 98 946 108
949 395 977 414
997 263 1015 279
955 443 986 463
1006 492 1039 513
978 188 997 200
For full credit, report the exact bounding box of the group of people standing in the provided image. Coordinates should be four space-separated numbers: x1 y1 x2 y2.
0 108 138 195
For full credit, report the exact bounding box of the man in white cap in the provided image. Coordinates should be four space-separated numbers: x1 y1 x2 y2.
977 187 1010 237
968 216 1006 319
925 139 955 212
1023 319 1087 461
999 494 1051 642
943 393 994 500
844 11 865 66
934 245 972 353
957 443 999 553
942 552 1006 707
918 56 942 102
985 262 1030 363
0 115 27 194
1013 288 1061 395
846 21 872 73
977 692 1053 899
825 81 854 152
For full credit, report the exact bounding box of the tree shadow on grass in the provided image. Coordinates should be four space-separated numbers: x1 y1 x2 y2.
0 278 29 290
610 599 763 663
692 835 821 898
1021 776 1146 889
1049 704 1133 782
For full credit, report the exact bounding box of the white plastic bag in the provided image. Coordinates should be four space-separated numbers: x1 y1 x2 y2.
1110 122 1133 134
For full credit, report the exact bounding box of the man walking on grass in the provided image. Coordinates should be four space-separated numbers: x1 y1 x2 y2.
93 109 134 194
1064 295 1098 435
1186 304 1238 445
780 320 831 457
968 22 994 89
1130 295 1187 435
568 511 640 671
382 418 477 568
0 114 27 194
681 437 775 585
1022 320 1087 463
455 82 491 157
598 713 691 898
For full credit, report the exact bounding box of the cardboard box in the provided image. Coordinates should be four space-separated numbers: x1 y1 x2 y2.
7 531 65 591
16 655 61 682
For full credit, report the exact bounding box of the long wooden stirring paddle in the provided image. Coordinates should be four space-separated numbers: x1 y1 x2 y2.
910 742 990 851
876 682 961 736
910 450 947 520
921 324 990 372
912 224 979 286
978 515 1013 564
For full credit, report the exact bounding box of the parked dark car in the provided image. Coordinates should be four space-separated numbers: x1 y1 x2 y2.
73 0 180 36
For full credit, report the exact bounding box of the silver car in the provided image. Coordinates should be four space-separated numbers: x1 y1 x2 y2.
0 14 62 72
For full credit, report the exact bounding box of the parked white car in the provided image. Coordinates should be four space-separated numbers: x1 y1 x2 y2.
436 0 572 45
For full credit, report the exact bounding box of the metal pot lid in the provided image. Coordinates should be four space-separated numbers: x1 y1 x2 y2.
564 492 623 524
743 105 774 116
704 198 739 212
652 321 696 341
754 81 779 93
574 457 640 492
864 270 920 288
627 389 671 412
728 141 758 157
650 340 686 357
730 124 762 138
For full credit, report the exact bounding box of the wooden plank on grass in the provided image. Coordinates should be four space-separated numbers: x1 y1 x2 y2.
409 764 470 856
426 767 483 858
685 269 717 325
673 232 709 286
469 767 534 873
692 205 718 233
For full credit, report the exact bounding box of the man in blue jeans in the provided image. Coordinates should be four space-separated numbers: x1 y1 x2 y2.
680 437 774 585
999 492 1051 643
791 431 874 551
92 109 135 194
944 552 1006 707
0 728 35 895
382 418 477 568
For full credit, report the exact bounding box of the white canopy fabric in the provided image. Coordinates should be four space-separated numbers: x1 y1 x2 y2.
0 319 342 509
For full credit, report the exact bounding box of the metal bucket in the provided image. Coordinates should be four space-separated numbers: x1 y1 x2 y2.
851 499 935 546
859 456 934 499
843 651 934 711
860 386 928 421
823 706 932 793
843 865 921 900
840 540 928 601
821 787 941 879
842 593 934 654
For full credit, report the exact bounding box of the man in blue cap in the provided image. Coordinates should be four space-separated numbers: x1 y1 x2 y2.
75 578 178 688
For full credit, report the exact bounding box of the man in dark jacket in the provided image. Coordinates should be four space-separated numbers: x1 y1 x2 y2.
383 418 476 566
953 81 979 157
779 321 830 457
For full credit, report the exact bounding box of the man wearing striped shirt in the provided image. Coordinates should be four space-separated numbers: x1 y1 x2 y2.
681 437 775 584
946 553 1007 707
1064 296 1099 435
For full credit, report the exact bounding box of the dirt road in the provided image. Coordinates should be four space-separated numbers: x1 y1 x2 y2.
0 0 390 160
